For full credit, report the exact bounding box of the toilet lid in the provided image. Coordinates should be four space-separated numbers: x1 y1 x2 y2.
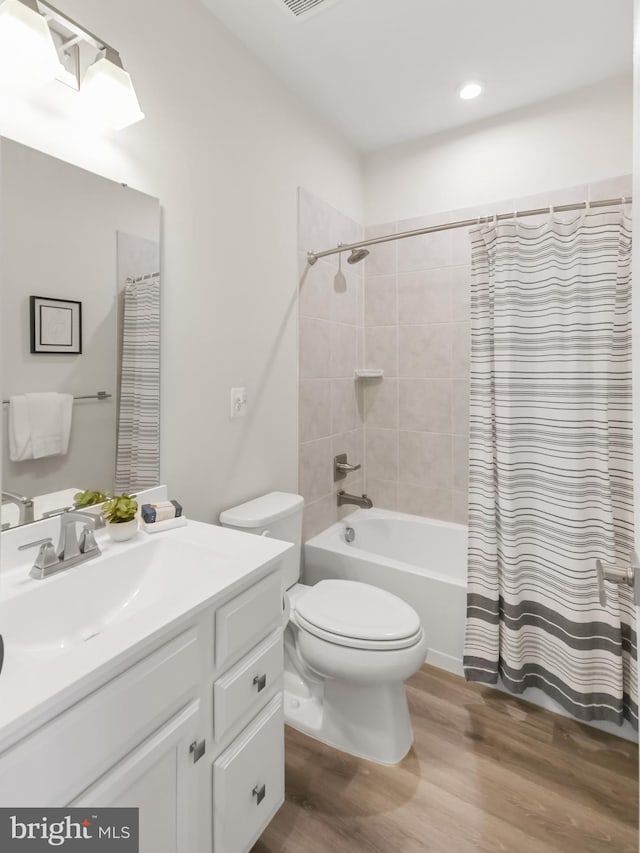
294 580 421 645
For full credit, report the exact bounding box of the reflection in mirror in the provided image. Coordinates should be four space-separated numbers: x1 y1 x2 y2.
0 139 161 529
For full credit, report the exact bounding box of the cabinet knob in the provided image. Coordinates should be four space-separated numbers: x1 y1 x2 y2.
253 674 267 692
253 784 266 805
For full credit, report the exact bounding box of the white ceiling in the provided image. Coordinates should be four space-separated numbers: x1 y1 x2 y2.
200 0 633 152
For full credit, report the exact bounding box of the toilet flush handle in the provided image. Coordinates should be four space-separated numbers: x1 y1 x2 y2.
282 591 291 628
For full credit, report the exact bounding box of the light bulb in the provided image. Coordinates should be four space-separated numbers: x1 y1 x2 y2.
79 49 144 131
0 0 62 93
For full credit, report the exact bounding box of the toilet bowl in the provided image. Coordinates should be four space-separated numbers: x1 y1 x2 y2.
220 493 428 764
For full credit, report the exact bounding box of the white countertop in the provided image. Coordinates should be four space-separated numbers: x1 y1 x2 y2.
0 520 291 753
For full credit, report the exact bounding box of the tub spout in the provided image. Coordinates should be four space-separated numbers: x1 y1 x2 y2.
337 491 373 509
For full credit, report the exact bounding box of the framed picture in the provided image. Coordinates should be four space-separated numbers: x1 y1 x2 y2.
30 296 82 355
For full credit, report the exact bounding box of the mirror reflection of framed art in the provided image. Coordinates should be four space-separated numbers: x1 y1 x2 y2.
30 296 82 355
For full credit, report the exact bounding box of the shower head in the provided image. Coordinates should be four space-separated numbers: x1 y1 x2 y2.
347 247 370 265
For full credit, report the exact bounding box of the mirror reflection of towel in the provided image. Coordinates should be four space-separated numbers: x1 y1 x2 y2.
9 393 73 461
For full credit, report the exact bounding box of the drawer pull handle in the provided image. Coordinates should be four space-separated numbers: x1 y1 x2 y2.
253 674 267 692
253 784 266 805
189 739 206 763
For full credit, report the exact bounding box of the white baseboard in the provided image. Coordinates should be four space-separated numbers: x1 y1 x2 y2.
425 650 464 677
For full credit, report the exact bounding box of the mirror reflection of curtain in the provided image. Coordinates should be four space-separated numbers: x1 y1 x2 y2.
115 274 160 493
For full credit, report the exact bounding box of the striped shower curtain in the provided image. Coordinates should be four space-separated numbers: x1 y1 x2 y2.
463 209 637 727
115 276 161 493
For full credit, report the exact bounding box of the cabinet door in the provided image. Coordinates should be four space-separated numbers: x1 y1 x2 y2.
72 702 204 853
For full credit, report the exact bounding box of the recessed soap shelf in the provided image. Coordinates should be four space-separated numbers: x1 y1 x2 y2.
354 369 384 379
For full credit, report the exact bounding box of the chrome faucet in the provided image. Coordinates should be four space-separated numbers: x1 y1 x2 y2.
337 491 373 509
1 490 34 526
29 509 105 580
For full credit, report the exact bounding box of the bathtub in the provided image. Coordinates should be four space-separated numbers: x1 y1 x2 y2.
303 508 639 742
303 508 468 676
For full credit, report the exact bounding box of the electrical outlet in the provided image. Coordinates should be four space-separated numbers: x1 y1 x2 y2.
230 387 247 419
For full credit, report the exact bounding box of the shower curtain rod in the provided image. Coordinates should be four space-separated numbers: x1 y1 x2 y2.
306 196 632 265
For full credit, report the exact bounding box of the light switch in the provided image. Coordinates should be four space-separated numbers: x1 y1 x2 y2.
230 387 247 419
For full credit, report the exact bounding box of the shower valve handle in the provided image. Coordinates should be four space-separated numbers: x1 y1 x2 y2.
334 454 361 481
336 461 360 472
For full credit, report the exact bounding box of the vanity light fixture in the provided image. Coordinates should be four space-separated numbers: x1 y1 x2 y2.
0 0 144 130
458 80 483 100
0 0 62 93
78 47 144 131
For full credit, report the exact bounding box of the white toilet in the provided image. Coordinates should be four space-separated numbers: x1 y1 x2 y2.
219 492 428 764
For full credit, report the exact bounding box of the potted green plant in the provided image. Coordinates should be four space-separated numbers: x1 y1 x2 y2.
102 494 139 542
74 489 110 508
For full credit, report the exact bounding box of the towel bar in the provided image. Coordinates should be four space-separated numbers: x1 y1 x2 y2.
2 391 112 405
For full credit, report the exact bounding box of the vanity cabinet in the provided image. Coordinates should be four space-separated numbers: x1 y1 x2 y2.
0 564 285 853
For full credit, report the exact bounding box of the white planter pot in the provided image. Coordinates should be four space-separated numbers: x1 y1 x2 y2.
107 519 138 542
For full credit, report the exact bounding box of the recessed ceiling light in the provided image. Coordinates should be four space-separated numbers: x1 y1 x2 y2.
458 81 483 101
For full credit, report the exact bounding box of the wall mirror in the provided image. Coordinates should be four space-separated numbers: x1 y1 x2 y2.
0 139 161 529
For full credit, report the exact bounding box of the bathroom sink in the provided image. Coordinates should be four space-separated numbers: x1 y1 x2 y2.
0 519 291 745
0 537 226 664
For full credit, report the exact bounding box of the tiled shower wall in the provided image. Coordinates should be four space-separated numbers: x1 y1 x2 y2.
362 213 470 523
298 189 365 540
362 174 633 524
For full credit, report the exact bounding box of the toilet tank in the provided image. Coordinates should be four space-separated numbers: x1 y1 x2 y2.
219 492 304 590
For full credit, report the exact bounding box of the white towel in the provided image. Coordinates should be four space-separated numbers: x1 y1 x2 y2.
9 393 73 461
8 396 30 461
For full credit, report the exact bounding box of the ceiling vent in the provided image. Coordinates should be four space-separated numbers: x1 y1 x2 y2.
276 0 342 20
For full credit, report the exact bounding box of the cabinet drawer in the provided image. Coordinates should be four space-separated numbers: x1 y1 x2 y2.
0 629 199 807
214 631 283 741
213 695 284 853
215 572 281 670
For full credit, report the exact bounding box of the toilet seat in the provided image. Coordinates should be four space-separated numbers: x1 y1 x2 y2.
294 612 424 650
293 580 423 651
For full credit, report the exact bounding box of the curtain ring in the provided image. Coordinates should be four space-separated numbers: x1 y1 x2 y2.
584 199 591 211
